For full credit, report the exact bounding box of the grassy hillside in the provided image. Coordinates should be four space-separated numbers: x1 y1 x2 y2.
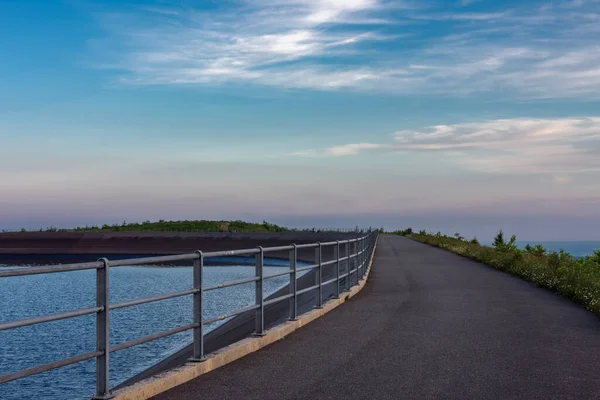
393 228 600 317
12 220 369 234
26 220 291 233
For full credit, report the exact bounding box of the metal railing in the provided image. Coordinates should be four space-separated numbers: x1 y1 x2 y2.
0 231 378 399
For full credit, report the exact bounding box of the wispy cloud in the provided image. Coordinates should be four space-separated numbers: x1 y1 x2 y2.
296 117 600 178
99 0 390 87
295 142 384 157
96 0 600 98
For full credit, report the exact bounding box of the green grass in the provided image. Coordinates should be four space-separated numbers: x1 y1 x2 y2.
392 229 600 317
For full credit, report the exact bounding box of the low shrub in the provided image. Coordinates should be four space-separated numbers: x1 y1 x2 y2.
392 227 413 236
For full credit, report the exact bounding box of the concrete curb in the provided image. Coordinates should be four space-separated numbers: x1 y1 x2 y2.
112 236 379 400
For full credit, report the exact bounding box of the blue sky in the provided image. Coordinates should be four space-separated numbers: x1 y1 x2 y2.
1 0 599 240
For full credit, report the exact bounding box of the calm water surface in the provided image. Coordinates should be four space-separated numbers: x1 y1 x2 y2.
517 241 600 257
0 264 296 400
481 241 600 257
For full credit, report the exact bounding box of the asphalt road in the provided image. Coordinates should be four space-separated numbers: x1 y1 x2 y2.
153 235 600 400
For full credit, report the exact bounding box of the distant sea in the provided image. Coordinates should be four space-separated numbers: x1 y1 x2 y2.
481 241 600 258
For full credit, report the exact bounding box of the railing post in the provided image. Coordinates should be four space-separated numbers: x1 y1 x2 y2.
254 247 265 336
289 244 298 321
315 243 323 309
360 237 365 279
365 236 370 276
191 251 205 362
363 237 367 278
367 236 371 271
358 238 362 280
357 239 361 284
93 258 111 399
353 240 358 286
334 240 340 299
345 240 351 292
355 239 361 285
357 238 361 280
368 232 377 263
364 237 368 275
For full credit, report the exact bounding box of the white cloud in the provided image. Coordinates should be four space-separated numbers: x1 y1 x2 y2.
326 142 383 155
303 0 378 23
291 142 383 157
296 117 600 176
96 0 600 98
99 0 388 89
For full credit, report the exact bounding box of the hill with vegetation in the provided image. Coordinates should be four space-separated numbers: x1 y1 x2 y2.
10 220 369 234
17 220 291 233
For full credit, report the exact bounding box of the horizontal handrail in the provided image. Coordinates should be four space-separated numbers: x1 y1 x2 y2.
110 253 198 267
321 259 337 267
263 293 294 307
319 241 339 246
0 350 103 385
203 276 259 292
0 261 103 277
295 243 319 249
111 323 198 353
297 284 320 296
204 249 261 258
0 306 103 331
111 289 198 310
263 269 293 279
0 230 377 399
322 276 339 286
262 245 295 253
296 264 318 273
203 304 260 325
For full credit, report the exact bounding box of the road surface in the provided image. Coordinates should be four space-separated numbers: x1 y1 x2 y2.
153 235 600 400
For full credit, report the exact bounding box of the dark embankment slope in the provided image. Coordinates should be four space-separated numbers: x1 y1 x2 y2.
0 231 357 264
